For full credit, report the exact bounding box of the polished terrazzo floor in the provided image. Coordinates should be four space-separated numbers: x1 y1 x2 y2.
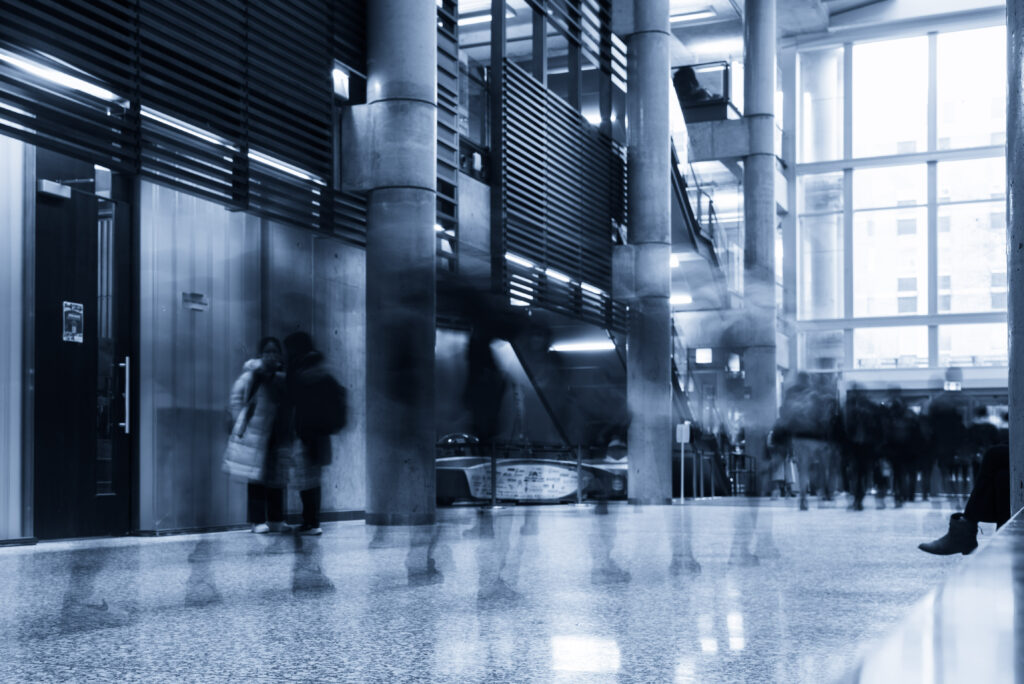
0 498 976 683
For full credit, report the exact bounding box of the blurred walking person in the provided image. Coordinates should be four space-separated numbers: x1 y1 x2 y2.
926 367 970 503
882 390 920 507
285 332 347 536
779 372 827 511
843 386 881 511
224 337 292 533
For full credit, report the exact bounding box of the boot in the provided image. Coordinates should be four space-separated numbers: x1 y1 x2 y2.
918 513 978 555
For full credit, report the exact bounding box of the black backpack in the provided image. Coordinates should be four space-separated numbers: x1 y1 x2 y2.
295 371 347 436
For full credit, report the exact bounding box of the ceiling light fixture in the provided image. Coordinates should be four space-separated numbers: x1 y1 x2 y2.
670 8 716 24
549 340 617 353
457 7 516 26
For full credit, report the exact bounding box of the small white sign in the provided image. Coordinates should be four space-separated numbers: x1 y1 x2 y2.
62 301 84 343
676 422 691 444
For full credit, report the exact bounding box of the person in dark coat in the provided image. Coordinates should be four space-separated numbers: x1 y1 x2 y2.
843 385 882 511
284 331 335 536
881 390 920 508
926 368 970 502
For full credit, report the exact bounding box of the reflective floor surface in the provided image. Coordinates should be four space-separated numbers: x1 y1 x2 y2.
844 508 1023 684
0 499 983 682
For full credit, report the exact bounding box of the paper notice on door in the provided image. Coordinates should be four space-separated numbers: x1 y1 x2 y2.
62 301 84 343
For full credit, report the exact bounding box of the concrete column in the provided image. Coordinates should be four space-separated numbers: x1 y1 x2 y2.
365 1 437 525
1009 1 1024 516
742 0 777 465
626 0 672 505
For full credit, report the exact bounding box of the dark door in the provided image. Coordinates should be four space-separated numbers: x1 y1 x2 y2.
34 149 132 539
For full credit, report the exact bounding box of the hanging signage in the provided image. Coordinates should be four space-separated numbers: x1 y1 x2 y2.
62 301 84 343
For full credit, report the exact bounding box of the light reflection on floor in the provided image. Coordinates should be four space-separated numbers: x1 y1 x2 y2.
0 498 972 682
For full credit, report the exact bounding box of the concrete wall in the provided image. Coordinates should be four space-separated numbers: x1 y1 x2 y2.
0 134 24 540
138 188 367 531
263 221 366 515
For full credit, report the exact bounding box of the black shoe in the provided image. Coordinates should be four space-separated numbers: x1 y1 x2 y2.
918 513 978 555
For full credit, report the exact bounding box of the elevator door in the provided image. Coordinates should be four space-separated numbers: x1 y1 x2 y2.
33 149 132 539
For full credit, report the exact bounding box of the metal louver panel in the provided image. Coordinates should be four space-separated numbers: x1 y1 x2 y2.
436 0 458 271
500 58 626 331
0 0 137 170
0 0 368 242
138 0 245 204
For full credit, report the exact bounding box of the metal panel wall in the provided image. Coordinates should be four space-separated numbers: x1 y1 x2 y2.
137 180 260 532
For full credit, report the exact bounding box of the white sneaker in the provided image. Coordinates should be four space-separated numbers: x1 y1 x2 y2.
297 526 322 536
251 523 271 534
268 521 294 533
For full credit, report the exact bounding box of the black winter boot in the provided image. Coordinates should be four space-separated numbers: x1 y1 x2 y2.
918 513 978 555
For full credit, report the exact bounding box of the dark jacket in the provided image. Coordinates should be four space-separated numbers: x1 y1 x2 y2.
288 350 334 467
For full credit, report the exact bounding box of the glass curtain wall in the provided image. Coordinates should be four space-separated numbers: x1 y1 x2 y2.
795 23 1007 371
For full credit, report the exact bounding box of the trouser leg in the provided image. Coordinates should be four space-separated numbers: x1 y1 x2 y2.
265 486 285 523
964 445 1010 527
301 487 322 528
248 482 267 524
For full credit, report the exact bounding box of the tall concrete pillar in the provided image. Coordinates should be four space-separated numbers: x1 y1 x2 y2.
626 0 672 505
1008 0 1024 516
365 1 437 525
742 0 777 465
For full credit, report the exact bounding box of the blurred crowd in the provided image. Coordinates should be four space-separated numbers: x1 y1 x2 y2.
767 369 1007 511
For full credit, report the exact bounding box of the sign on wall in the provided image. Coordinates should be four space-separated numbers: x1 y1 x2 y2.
62 301 83 343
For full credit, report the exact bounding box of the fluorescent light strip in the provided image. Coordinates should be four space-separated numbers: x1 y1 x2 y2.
670 9 716 24
505 252 535 269
0 50 122 102
248 149 325 186
458 14 492 26
580 282 605 296
545 268 571 283
332 67 350 99
671 293 693 305
141 107 235 149
549 341 617 353
457 7 516 26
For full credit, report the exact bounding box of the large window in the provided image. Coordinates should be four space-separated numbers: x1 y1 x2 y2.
937 26 1006 150
937 157 1006 313
797 173 843 319
852 36 928 158
854 327 928 369
798 47 843 163
795 21 1007 371
852 165 927 317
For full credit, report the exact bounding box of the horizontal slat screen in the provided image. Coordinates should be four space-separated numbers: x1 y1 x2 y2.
0 0 367 241
501 58 627 332
0 0 137 170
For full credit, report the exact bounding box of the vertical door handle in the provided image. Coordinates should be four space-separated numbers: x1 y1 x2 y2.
118 356 130 434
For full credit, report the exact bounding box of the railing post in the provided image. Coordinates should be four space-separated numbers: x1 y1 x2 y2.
490 442 498 509
576 445 583 505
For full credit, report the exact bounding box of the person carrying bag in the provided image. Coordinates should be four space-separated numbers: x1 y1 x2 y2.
224 337 292 533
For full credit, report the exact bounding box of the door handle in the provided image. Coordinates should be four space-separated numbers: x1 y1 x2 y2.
118 356 130 435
